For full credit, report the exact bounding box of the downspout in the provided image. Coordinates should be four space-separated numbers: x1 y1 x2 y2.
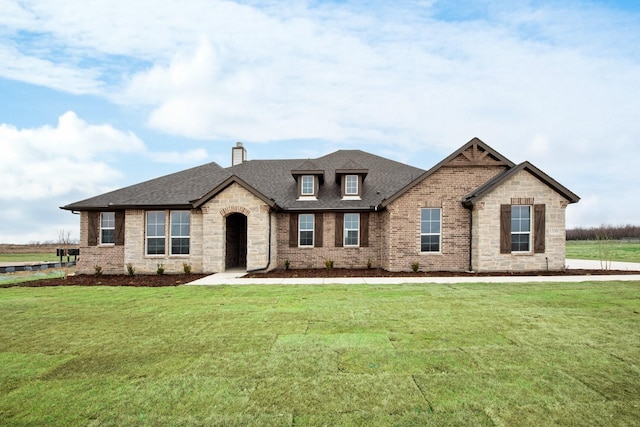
246 209 273 273
468 205 473 272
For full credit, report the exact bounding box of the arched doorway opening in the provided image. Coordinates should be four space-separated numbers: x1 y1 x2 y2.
225 213 247 270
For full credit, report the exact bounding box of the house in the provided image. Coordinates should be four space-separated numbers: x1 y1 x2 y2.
61 138 579 274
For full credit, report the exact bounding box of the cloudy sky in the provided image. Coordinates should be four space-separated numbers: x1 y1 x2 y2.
1 0 639 243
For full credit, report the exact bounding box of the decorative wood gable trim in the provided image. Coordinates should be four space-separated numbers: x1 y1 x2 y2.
449 141 509 167
380 137 514 208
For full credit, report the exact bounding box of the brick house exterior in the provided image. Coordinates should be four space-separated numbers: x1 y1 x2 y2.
62 139 579 274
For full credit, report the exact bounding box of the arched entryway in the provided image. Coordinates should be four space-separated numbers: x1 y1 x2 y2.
225 213 247 270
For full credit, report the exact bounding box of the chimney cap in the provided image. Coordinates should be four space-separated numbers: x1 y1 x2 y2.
236 142 243 147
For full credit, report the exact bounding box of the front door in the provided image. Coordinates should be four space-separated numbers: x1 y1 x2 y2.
225 213 247 270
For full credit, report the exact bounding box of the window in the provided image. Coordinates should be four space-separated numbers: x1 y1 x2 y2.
420 208 441 252
146 211 166 255
100 212 115 245
298 214 314 247
344 213 360 246
301 175 315 196
345 175 358 195
511 205 531 252
170 211 190 255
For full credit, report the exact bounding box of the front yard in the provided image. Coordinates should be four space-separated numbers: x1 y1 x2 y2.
1 282 639 425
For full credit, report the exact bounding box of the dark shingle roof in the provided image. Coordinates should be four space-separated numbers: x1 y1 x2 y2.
61 162 230 210
62 150 425 211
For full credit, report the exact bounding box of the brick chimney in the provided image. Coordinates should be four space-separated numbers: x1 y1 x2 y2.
232 142 246 166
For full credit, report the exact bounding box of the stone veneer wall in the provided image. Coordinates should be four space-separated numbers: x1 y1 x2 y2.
384 165 505 272
200 182 272 273
124 209 203 274
276 212 382 270
76 211 125 274
471 170 569 272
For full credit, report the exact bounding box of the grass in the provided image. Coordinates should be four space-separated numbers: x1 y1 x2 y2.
0 269 69 287
1 282 639 425
566 240 640 263
0 252 61 263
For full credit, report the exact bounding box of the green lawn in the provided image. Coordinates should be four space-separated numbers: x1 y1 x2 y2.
0 252 60 263
566 240 640 263
1 283 639 426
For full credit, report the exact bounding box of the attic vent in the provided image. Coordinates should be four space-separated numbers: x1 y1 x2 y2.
232 142 247 166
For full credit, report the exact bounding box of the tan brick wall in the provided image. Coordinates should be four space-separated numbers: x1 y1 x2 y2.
385 165 506 272
276 212 382 270
76 211 125 274
471 170 568 272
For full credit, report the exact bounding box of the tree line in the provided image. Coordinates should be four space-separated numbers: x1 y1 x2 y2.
566 224 640 241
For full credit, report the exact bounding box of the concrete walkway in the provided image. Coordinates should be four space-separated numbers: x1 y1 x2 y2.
187 259 640 286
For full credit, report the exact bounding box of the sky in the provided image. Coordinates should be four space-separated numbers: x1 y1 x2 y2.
1 0 639 244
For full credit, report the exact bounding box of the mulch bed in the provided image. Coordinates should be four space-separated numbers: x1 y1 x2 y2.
8 268 639 288
15 274 209 287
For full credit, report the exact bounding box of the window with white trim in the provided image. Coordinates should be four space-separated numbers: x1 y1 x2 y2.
146 211 166 255
100 212 115 245
344 213 360 246
301 175 315 196
170 211 190 255
420 208 441 252
345 175 358 195
511 205 531 252
298 214 314 247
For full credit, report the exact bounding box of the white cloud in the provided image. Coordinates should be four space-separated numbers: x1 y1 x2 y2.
0 111 145 200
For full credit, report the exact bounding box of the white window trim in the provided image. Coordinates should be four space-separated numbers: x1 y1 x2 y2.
345 175 358 195
146 211 166 256
511 205 532 253
100 212 115 246
298 213 315 247
420 208 442 254
170 211 191 256
344 213 360 247
300 175 315 196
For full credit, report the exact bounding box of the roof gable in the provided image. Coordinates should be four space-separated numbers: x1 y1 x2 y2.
462 161 580 206
192 175 278 208
381 137 514 207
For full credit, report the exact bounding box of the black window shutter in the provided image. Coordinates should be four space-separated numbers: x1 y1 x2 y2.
315 213 323 248
115 211 125 246
500 205 511 254
360 213 369 247
289 214 298 248
335 213 344 247
88 212 98 246
534 204 546 253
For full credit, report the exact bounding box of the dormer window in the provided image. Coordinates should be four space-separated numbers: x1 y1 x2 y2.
336 163 368 200
301 175 315 197
292 161 325 201
345 175 358 196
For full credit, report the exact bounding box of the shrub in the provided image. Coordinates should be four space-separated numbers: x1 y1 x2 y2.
325 260 334 271
367 259 372 269
284 260 290 270
126 263 135 276
411 262 420 273
156 263 165 275
94 265 102 277
183 263 192 274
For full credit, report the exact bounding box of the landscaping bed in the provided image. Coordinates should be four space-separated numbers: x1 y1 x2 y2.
14 273 209 287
